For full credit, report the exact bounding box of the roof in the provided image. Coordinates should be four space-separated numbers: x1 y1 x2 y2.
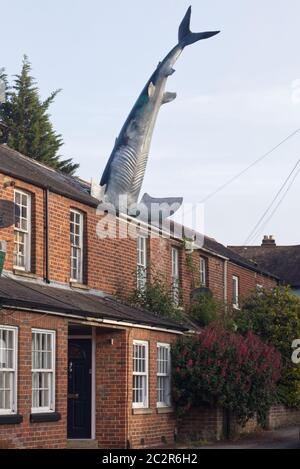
229 244 300 287
0 144 99 207
0 277 187 332
157 220 279 280
0 145 278 281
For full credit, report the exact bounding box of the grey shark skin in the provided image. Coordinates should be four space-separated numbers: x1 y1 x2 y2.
100 6 219 214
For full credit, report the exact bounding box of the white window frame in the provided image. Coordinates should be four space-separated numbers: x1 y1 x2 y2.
132 340 148 409
70 209 84 283
13 189 31 271
232 275 239 309
137 235 147 291
157 343 171 408
200 256 207 286
0 326 18 415
31 329 56 414
171 247 180 305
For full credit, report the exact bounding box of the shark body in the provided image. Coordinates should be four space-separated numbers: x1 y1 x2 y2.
100 6 219 215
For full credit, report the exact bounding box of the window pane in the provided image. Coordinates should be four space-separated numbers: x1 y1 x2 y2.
133 343 148 406
32 332 54 410
157 346 170 405
70 211 83 282
0 370 14 411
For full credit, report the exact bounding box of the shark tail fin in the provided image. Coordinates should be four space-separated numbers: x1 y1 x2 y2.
178 6 220 47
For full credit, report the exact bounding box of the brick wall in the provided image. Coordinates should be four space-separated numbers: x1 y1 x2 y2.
178 405 300 443
177 406 224 442
127 328 178 449
267 405 300 429
0 309 68 448
227 262 276 304
95 328 127 449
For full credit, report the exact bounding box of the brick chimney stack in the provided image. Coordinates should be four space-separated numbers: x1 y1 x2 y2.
261 235 276 247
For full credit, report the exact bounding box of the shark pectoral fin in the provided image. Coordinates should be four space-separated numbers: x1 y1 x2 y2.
166 67 175 77
162 92 177 105
148 81 156 97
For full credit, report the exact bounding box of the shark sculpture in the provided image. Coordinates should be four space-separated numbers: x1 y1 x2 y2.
99 6 219 218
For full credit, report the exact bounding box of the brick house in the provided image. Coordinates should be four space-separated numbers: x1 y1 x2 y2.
230 235 300 297
0 144 278 448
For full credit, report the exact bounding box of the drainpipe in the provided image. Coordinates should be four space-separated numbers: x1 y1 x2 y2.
44 188 50 283
224 259 228 307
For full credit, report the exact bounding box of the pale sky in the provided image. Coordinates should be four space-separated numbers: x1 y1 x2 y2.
2 0 300 246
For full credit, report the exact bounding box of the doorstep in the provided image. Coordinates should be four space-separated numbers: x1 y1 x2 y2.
66 439 99 449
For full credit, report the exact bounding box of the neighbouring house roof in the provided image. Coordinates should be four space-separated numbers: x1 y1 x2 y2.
0 144 279 281
0 277 187 333
229 244 300 287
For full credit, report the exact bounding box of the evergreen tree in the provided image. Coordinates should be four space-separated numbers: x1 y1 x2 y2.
0 56 79 175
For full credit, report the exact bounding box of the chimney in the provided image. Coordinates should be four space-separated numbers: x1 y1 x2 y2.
261 235 276 247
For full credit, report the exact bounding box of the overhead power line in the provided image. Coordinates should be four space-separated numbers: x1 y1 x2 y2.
200 127 300 203
244 158 300 245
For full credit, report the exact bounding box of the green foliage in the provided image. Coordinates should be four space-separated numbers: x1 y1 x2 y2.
233 287 300 408
130 275 183 322
0 56 79 175
172 324 282 425
189 292 219 327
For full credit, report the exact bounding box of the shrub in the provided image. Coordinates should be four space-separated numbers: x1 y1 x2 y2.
172 324 282 425
233 287 300 408
189 291 219 326
130 275 183 322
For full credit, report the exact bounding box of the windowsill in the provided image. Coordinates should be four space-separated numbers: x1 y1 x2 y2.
132 408 153 415
0 413 23 425
70 281 89 290
30 411 61 423
13 268 37 279
156 406 174 414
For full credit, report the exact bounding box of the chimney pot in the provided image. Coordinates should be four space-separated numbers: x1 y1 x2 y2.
261 235 276 247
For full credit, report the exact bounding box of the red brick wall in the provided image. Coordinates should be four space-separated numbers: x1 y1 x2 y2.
95 328 127 449
0 174 44 276
127 328 179 449
267 405 300 429
178 406 224 442
227 262 276 306
0 309 68 448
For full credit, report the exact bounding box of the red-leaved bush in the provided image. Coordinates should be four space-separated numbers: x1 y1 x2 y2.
172 324 282 425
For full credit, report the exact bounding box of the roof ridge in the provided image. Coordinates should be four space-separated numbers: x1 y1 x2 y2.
0 144 90 185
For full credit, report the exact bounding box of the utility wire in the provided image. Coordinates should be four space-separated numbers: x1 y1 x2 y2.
245 164 300 245
200 127 300 203
244 158 300 245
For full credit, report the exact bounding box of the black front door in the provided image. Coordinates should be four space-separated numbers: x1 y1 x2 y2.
68 339 92 439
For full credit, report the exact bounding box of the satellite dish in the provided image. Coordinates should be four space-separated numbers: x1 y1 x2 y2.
191 287 213 301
